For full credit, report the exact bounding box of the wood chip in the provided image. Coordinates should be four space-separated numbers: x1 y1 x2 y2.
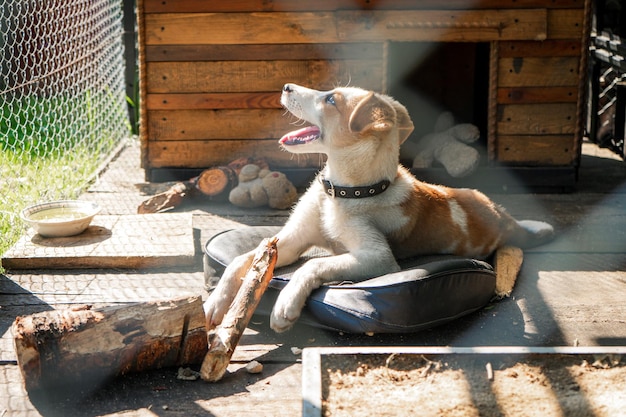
486 362 494 381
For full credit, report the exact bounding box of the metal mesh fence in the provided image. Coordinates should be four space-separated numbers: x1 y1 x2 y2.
0 0 130 256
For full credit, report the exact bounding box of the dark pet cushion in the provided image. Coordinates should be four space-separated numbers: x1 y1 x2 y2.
204 226 495 334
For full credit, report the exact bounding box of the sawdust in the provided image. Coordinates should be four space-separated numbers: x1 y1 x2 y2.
322 353 625 417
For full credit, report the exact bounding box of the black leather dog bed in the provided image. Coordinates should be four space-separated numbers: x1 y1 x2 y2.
203 226 496 334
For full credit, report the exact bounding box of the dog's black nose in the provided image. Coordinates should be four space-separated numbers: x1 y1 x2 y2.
283 84 293 93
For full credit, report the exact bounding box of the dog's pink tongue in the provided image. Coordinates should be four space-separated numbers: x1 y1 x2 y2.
279 125 320 145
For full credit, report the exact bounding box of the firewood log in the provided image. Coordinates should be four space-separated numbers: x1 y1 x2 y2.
136 158 269 213
136 167 237 214
201 237 278 382
137 181 190 213
13 296 207 393
194 166 237 196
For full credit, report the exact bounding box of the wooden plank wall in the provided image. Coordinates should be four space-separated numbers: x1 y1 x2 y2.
494 7 589 166
138 0 589 177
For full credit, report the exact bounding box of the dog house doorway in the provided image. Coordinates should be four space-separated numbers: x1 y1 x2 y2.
387 42 490 165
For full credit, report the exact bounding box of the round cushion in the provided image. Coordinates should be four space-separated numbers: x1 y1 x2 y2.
204 226 495 334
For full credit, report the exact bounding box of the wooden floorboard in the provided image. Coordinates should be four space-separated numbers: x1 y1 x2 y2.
1 140 625 416
2 214 196 270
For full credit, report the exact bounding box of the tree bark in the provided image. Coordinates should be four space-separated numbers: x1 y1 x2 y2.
201 237 278 382
13 296 207 393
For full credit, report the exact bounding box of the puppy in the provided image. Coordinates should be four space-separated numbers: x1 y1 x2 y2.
204 83 554 333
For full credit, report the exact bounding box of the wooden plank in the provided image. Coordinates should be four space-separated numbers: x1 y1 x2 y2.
145 43 383 62
147 109 292 140
498 56 580 87
193 363 303 417
144 0 340 12
144 10 548 45
336 9 547 42
143 0 584 13
1 214 195 270
498 87 578 104
497 103 577 135
547 9 585 39
496 135 576 165
146 93 282 110
498 40 581 58
144 12 339 45
146 60 383 94
146 140 325 169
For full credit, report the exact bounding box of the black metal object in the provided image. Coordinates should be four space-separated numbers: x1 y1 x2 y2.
588 0 626 159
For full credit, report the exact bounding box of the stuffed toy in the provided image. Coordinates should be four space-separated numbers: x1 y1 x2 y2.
228 164 298 209
412 112 481 178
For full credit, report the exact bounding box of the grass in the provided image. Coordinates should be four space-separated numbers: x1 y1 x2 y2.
0 146 107 257
0 92 128 265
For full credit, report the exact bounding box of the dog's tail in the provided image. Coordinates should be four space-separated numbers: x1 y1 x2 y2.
507 220 555 249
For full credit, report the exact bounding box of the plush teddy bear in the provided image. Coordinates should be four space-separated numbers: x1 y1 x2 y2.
412 112 481 178
228 164 298 209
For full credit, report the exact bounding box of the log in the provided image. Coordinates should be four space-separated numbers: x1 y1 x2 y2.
137 181 191 213
13 296 207 393
136 158 269 213
194 166 237 196
201 237 278 382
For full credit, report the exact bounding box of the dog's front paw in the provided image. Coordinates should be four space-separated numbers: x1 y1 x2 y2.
270 292 303 333
203 293 231 331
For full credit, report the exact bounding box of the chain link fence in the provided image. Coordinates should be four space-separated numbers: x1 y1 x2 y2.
0 0 130 256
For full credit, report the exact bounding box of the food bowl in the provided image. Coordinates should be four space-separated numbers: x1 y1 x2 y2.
20 200 101 237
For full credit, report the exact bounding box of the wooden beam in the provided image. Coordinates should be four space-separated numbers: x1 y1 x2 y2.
146 60 383 94
498 57 580 87
147 109 290 140
143 0 584 13
146 140 325 169
498 40 581 58
145 43 383 62
496 135 577 165
497 87 578 104
144 10 548 45
497 103 577 135
146 93 282 110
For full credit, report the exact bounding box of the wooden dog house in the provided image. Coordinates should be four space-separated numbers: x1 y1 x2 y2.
138 0 590 190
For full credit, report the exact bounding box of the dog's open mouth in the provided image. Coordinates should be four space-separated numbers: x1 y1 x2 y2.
279 125 320 146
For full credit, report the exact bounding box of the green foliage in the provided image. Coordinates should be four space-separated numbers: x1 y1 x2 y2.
0 93 128 263
0 145 105 259
1 92 123 158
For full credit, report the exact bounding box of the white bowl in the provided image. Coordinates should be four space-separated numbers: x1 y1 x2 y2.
20 200 101 237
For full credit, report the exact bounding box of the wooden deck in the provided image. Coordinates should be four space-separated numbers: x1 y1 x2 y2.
1 140 625 416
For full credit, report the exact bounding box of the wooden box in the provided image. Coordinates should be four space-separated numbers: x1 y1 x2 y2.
302 346 626 417
138 0 590 190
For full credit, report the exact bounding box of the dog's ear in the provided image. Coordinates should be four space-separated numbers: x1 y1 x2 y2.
349 93 414 143
349 92 396 135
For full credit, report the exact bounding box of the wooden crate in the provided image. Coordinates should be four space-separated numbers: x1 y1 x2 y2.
138 0 590 189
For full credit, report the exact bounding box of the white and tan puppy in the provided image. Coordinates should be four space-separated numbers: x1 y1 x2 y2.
204 84 554 333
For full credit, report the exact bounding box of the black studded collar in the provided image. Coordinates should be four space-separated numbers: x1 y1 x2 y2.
320 177 391 199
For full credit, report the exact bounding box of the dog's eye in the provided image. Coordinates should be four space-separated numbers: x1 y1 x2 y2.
325 94 336 106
